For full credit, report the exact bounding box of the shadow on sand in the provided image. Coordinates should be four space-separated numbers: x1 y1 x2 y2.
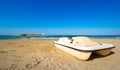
88 51 115 61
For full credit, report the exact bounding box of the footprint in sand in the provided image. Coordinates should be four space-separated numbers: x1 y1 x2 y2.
25 61 41 69
9 64 17 70
0 50 8 54
25 63 33 69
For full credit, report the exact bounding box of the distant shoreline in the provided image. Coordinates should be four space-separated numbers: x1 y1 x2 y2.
0 35 120 40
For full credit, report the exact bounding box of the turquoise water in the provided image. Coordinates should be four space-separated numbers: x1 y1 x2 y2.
0 35 120 40
0 35 22 40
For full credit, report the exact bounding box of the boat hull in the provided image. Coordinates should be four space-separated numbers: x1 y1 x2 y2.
55 44 92 60
94 48 112 56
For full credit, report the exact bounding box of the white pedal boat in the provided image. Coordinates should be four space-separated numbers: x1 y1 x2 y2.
54 37 115 60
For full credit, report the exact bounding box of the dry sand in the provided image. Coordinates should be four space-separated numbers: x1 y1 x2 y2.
0 39 120 70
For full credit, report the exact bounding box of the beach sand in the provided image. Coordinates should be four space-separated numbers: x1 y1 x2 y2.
0 39 120 70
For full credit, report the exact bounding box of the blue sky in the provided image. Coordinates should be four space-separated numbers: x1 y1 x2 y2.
0 0 120 35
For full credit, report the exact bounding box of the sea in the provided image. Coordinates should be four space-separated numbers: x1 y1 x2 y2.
0 35 120 40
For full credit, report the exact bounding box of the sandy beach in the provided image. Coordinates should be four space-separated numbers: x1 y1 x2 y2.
0 39 120 70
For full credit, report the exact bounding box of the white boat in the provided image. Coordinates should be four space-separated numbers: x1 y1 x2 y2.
54 37 115 60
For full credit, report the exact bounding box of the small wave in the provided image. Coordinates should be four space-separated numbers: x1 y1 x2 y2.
115 37 120 39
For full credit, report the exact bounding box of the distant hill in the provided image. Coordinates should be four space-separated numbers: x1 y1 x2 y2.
20 33 48 37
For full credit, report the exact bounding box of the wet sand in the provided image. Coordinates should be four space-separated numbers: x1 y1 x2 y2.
0 39 120 70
